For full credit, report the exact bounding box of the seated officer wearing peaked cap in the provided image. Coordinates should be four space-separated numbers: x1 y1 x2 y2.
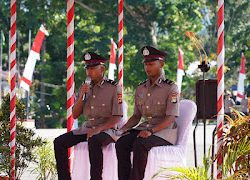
115 46 180 180
54 52 123 180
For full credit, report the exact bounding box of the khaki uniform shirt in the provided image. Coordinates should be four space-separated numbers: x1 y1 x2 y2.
224 98 235 114
133 74 180 145
73 78 123 140
241 99 249 113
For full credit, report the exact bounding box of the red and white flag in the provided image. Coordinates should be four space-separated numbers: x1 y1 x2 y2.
108 38 117 81
236 53 246 102
176 47 184 92
20 24 49 91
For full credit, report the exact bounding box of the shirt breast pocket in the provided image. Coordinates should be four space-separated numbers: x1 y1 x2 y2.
152 100 166 116
96 103 110 117
135 97 143 110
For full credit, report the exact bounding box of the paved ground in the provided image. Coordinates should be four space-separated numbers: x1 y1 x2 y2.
19 124 217 179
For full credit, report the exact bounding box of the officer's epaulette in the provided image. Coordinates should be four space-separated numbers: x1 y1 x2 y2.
105 79 118 86
138 80 147 86
164 79 175 85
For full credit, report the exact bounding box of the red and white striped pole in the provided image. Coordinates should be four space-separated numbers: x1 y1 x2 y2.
67 0 75 172
118 0 124 96
10 0 17 179
217 0 224 179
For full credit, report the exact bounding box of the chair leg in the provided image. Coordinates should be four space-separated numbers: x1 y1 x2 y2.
193 117 198 167
211 126 217 179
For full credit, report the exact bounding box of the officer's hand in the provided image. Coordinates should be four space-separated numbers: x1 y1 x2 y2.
79 84 90 98
116 129 129 136
137 130 152 138
87 127 101 140
120 127 129 134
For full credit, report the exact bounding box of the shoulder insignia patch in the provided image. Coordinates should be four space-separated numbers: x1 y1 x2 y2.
170 92 178 103
105 79 118 86
164 79 175 85
138 80 147 86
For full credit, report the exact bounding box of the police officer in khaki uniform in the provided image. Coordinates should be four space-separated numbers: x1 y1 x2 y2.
115 46 180 180
54 52 123 180
224 92 235 117
241 95 249 115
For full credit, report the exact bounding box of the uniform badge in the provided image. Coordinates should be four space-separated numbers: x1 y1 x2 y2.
143 47 149 56
85 53 91 60
100 80 104 85
117 93 122 104
138 93 144 98
171 93 178 103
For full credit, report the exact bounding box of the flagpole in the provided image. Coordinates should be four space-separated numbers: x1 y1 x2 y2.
0 30 3 107
108 38 117 81
236 53 246 103
26 30 31 119
118 0 124 106
9 0 17 179
177 47 184 92
67 0 75 171
20 25 48 91
17 30 20 89
217 0 225 178
8 31 10 84
28 30 31 52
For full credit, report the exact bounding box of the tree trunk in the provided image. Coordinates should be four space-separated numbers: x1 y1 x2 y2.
150 22 158 47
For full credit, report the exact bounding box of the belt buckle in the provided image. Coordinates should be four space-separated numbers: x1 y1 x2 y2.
147 116 152 122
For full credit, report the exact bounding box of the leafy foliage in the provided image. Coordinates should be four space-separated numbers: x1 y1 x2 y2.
31 141 57 180
202 0 250 91
216 110 250 179
0 95 44 179
0 0 249 127
153 111 250 179
153 148 212 180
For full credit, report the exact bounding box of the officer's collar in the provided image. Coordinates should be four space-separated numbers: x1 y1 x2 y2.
145 74 166 87
94 76 106 88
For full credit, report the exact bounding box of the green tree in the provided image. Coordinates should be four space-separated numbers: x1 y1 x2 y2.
0 95 44 179
1 0 248 127
202 0 250 90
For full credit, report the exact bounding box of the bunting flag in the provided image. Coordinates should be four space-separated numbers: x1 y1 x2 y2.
20 24 49 91
108 38 117 80
236 53 246 102
176 47 184 92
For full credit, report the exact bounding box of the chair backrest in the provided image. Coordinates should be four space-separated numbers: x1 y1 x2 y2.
117 100 128 129
176 99 197 146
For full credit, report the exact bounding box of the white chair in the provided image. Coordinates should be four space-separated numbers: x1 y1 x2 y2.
72 142 118 180
72 100 128 180
72 100 197 180
144 99 197 180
